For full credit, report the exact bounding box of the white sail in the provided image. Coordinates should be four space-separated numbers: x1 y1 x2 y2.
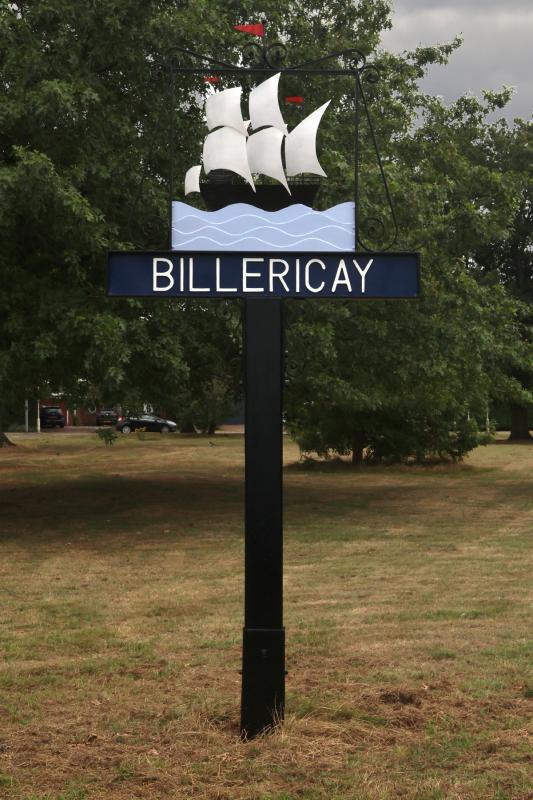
185 76 331 192
184 165 202 195
285 100 330 177
203 127 255 190
247 128 290 193
249 73 287 134
205 87 248 135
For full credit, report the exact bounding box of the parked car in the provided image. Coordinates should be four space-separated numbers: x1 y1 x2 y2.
40 406 65 428
116 413 177 434
95 408 118 426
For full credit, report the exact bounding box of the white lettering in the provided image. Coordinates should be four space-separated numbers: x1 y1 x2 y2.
243 258 264 293
216 257 237 292
153 258 174 292
331 259 352 293
179 257 184 292
353 258 374 294
189 257 209 292
295 258 301 293
304 259 326 293
269 259 290 292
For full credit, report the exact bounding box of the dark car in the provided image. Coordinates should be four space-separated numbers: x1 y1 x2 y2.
116 413 177 434
95 409 118 426
40 406 65 428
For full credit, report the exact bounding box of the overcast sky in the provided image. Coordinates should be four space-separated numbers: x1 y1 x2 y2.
380 0 533 120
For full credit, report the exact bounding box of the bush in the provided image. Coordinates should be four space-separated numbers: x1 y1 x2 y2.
96 428 117 446
290 410 482 465
365 415 481 464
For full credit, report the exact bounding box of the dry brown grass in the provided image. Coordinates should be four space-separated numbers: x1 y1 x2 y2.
0 432 532 800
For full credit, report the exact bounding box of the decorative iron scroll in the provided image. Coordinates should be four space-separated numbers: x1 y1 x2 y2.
129 43 399 252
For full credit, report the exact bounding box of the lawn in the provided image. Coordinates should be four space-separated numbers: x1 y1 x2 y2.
0 432 532 800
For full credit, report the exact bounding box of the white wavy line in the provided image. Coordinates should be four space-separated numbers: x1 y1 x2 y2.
172 202 354 226
173 223 353 239
173 202 354 221
173 200 353 217
172 211 354 227
172 234 348 249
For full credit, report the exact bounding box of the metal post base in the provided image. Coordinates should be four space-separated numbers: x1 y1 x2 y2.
240 627 285 739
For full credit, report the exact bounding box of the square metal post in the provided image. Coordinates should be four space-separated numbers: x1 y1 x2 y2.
240 298 285 738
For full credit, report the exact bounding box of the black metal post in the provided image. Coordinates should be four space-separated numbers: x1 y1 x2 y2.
168 70 175 250
241 298 285 738
354 75 359 244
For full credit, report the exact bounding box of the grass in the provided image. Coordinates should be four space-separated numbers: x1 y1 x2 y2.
0 432 532 799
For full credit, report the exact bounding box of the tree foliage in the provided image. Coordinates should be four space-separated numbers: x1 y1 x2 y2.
285 53 531 462
0 0 530 460
469 120 533 439
0 0 242 427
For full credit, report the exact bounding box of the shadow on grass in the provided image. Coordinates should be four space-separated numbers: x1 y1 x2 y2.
0 474 244 547
2 450 532 552
285 455 479 474
0 469 425 551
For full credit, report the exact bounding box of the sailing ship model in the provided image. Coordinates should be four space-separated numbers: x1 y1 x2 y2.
184 73 330 211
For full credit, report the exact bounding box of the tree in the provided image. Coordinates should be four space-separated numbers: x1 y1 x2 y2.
1 0 529 460
471 121 533 439
0 0 393 438
285 80 530 462
0 1 249 436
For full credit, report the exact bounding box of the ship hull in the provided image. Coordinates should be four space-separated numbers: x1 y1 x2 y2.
200 183 319 212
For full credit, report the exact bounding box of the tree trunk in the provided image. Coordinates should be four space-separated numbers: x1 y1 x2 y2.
180 419 196 434
352 433 364 465
508 404 532 441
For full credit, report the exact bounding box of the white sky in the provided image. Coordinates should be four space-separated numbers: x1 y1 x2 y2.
380 0 533 120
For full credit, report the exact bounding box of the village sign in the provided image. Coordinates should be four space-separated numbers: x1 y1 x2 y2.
107 31 420 739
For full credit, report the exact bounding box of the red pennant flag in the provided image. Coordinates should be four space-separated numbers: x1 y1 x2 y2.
285 96 304 105
233 23 265 37
203 76 221 84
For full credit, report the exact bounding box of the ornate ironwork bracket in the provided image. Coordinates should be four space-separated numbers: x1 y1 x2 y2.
131 43 399 252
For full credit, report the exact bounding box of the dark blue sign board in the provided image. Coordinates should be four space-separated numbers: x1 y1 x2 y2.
107 251 420 299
